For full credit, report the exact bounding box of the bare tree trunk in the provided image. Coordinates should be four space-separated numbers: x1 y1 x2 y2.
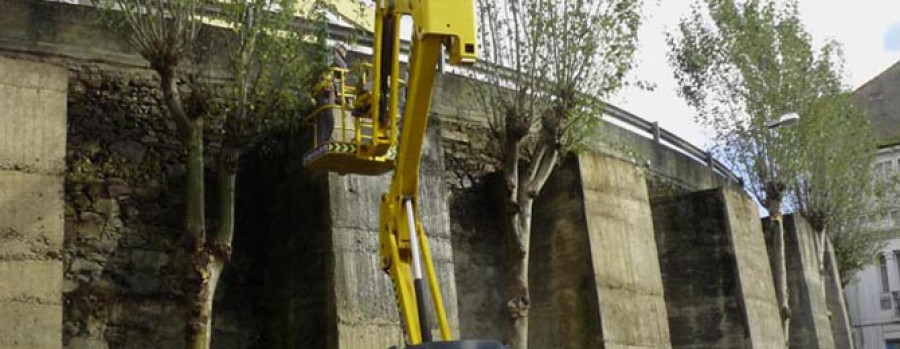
158 68 228 349
768 206 790 347
816 226 827 274
182 120 211 349
187 253 224 349
186 146 239 349
504 202 532 349
157 68 215 348
501 133 528 349
501 129 558 349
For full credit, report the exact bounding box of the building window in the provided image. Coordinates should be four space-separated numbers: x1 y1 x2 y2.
896 252 900 294
887 339 900 349
881 254 890 293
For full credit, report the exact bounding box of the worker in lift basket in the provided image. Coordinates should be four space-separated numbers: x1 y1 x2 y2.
316 43 349 146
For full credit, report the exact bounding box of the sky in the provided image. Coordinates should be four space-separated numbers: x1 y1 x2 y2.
610 0 900 148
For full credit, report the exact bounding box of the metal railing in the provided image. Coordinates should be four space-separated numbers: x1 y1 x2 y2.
46 0 742 183
318 21 745 184
602 103 742 183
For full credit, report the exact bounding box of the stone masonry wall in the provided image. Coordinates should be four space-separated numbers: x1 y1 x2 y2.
0 1 837 347
431 74 507 341
61 62 262 348
0 56 68 349
63 63 186 349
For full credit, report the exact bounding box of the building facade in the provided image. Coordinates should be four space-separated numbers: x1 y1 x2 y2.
847 60 900 349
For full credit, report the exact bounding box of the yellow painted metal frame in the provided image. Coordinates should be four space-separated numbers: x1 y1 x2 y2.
303 0 477 345
375 0 476 345
302 67 395 175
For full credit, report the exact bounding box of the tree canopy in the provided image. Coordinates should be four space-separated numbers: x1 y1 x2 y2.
474 0 643 347
669 0 846 209
668 0 851 340
92 0 327 347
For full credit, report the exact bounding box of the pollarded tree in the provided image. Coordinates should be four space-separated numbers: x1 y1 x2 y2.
668 0 844 341
793 91 897 286
92 0 326 347
793 92 882 276
475 0 642 347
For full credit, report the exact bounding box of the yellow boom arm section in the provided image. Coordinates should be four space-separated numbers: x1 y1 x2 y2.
373 1 502 348
303 0 504 347
376 0 472 344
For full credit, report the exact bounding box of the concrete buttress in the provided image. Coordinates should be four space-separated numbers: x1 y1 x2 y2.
531 153 672 349
0 56 68 349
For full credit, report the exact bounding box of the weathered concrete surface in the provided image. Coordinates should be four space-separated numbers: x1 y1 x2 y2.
327 119 460 348
530 157 602 348
0 63 68 173
591 122 727 199
530 154 671 348
823 239 854 349
651 188 749 349
724 189 786 348
251 136 336 349
581 153 671 348
0 1 819 347
782 215 835 349
432 74 508 341
0 56 67 349
0 0 140 68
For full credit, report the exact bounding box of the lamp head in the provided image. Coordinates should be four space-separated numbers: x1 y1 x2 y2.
766 112 800 129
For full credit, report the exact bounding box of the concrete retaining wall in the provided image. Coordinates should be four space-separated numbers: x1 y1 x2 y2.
651 188 750 349
531 153 671 349
650 187 788 349
580 154 671 348
0 1 844 347
530 157 602 348
783 215 836 349
725 190 787 348
326 119 460 348
823 238 854 349
0 56 68 349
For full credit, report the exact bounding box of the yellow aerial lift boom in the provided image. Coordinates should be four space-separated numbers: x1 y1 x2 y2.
303 0 504 348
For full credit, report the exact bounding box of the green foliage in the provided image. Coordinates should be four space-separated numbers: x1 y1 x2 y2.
793 93 878 231
93 0 330 145
204 0 330 147
668 0 843 210
833 224 889 286
790 92 893 282
475 0 643 159
671 0 893 284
